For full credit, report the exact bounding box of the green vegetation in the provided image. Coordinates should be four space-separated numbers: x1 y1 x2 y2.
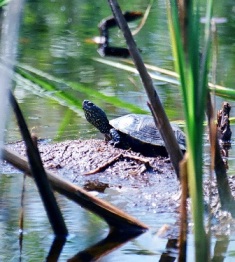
167 0 212 260
0 0 9 7
15 64 148 115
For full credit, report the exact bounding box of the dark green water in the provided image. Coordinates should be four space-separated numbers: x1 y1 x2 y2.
1 0 235 261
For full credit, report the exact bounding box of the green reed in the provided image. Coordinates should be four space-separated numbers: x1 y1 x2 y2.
167 0 213 260
15 64 148 115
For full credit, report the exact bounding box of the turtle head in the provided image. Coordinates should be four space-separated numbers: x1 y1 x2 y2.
82 100 111 134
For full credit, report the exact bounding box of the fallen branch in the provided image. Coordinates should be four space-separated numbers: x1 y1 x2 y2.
84 153 151 176
84 153 122 175
2 147 148 232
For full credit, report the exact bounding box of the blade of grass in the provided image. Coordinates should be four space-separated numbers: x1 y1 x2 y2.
167 0 213 260
55 109 74 140
93 57 179 85
131 0 154 36
15 64 148 114
95 58 235 99
0 0 10 7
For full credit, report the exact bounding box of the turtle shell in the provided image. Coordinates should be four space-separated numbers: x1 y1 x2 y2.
109 114 186 151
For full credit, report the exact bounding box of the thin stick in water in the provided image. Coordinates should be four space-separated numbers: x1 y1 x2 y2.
9 91 68 237
2 147 148 232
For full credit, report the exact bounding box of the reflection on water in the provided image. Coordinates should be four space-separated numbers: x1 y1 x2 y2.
0 173 179 261
1 171 235 261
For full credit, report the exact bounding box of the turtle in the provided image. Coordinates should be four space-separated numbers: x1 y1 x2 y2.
82 100 186 157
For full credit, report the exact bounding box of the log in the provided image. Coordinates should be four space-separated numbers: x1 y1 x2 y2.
2 147 148 232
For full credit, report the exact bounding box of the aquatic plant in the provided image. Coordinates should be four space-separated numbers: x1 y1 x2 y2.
166 0 213 260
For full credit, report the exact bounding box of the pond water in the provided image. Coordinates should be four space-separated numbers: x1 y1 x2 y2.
1 0 235 261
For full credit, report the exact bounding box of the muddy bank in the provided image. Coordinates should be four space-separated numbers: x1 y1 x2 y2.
4 139 180 213
3 139 235 235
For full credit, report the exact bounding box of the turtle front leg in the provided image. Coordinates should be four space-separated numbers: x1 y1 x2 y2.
109 128 121 147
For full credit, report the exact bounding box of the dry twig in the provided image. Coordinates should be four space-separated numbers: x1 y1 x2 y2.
84 153 152 175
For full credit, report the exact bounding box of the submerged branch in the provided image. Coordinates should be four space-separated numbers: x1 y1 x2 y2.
2 147 148 232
